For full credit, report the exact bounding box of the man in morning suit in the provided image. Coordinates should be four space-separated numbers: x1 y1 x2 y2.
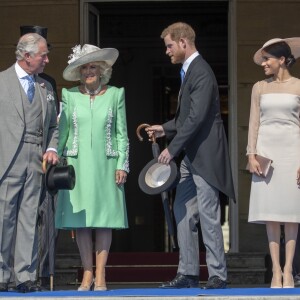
0 33 59 292
146 22 235 289
18 25 60 290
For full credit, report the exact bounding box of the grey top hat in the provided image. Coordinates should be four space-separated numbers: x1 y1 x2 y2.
138 158 179 195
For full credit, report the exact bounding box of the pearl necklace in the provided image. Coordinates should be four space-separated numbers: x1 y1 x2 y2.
84 84 102 96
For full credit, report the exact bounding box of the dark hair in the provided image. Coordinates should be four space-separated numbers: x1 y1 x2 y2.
264 41 296 68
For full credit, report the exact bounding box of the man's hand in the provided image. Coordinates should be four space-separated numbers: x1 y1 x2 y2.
42 150 59 173
145 125 165 140
158 148 173 165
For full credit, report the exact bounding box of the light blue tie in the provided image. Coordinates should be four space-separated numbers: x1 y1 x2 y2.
26 75 35 102
180 68 185 84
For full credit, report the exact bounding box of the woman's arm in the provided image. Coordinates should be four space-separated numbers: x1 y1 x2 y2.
247 82 262 175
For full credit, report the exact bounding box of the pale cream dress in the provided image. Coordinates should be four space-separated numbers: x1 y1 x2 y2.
247 77 300 224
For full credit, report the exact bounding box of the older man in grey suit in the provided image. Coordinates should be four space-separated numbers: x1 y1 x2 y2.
146 22 235 289
0 33 58 293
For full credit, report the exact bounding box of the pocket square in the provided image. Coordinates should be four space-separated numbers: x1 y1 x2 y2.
246 154 272 177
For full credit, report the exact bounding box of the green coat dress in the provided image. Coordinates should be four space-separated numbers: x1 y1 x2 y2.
55 86 129 229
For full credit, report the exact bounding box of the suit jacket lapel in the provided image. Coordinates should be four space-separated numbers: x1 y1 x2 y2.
35 75 48 122
177 71 187 111
183 54 201 86
5 65 25 122
176 56 201 113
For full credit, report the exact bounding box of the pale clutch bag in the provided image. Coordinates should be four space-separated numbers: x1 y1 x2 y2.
246 154 273 178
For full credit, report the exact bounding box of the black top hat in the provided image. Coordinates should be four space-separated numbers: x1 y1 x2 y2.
46 164 76 196
20 25 51 48
138 158 179 195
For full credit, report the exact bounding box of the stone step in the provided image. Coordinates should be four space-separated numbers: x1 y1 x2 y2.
226 252 267 285
226 252 266 268
54 268 78 287
54 252 267 286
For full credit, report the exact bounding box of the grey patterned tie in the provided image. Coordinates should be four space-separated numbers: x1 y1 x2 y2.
26 75 35 102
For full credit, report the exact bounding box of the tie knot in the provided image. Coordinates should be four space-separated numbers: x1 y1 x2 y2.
25 75 34 82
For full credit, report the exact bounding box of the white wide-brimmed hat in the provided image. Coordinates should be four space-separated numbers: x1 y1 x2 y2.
253 37 300 65
63 44 119 81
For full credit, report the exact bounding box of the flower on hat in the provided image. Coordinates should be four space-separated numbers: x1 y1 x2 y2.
68 45 87 64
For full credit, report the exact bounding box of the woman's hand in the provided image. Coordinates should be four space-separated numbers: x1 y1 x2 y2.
116 170 127 185
297 168 300 186
248 154 263 176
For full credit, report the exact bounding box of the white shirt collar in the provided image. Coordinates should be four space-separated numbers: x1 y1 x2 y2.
15 62 35 83
15 62 35 92
182 51 199 74
15 62 30 79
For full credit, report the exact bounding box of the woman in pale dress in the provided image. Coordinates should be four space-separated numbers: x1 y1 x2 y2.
55 45 129 291
247 38 300 288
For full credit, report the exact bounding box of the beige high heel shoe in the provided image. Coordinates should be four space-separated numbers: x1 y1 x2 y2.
78 278 94 291
283 272 294 288
94 285 107 291
93 277 107 291
271 269 282 288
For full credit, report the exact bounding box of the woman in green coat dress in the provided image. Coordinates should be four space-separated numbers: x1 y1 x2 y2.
55 44 129 291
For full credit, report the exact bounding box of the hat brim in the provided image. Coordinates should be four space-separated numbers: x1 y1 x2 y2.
63 48 119 81
138 158 179 195
253 37 300 65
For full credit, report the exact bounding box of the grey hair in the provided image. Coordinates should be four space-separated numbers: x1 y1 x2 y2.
15 33 47 61
79 61 113 85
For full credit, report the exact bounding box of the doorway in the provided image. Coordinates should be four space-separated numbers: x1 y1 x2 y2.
80 0 230 253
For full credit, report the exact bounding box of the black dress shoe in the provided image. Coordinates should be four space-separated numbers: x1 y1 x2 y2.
294 274 300 288
159 273 199 288
203 276 227 289
17 281 41 293
0 282 8 292
7 282 17 292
